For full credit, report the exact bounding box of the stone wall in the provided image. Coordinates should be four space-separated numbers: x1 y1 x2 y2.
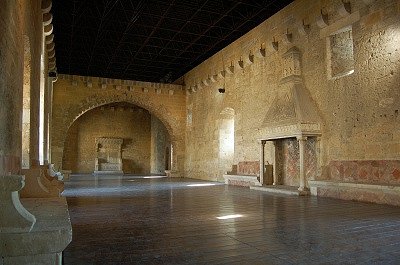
184 0 400 182
0 0 44 174
52 75 186 176
62 104 155 174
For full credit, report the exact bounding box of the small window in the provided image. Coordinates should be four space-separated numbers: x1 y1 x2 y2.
327 26 355 79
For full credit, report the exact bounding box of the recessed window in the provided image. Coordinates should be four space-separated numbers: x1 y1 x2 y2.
327 26 355 79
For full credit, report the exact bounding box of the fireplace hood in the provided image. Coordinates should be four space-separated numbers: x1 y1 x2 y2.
262 47 322 140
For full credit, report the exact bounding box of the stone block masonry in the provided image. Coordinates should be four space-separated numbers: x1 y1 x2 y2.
52 75 186 177
183 0 400 205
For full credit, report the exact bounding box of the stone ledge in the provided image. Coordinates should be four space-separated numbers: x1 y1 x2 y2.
0 197 72 261
223 174 261 187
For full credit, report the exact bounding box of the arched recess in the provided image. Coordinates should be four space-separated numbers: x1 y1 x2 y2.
21 35 31 169
62 102 171 174
218 107 235 180
52 91 185 177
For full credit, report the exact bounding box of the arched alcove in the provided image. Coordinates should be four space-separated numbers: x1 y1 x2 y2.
218 107 235 180
62 102 171 175
21 35 31 169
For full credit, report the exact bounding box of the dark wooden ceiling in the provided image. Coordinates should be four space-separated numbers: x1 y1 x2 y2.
53 0 294 83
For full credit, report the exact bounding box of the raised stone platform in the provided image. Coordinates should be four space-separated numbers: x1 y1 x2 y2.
0 197 72 264
250 185 310 196
223 174 261 187
309 180 400 206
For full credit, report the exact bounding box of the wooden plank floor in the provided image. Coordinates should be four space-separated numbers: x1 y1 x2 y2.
63 176 400 265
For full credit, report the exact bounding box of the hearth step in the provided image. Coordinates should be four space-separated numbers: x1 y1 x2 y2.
250 185 309 196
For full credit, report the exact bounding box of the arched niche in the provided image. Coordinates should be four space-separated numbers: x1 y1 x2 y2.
218 107 235 180
61 102 173 175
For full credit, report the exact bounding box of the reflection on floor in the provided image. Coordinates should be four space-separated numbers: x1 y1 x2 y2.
63 175 400 265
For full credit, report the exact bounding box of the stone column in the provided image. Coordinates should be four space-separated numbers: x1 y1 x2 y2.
272 141 278 185
259 140 266 185
297 136 308 192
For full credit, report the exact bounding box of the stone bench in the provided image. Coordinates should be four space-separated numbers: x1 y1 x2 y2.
223 174 261 187
224 161 261 187
309 180 400 206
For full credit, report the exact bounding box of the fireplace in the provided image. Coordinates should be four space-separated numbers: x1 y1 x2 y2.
258 46 322 195
94 137 124 175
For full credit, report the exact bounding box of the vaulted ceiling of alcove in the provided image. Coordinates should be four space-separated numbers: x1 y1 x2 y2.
52 0 293 84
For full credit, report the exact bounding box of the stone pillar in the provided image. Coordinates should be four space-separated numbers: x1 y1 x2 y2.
297 136 308 192
0 175 36 232
259 140 266 185
272 141 278 185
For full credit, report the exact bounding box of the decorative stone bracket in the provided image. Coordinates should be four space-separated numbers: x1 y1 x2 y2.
0 175 36 233
19 167 64 198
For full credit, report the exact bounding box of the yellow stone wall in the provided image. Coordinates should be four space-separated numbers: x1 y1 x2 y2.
51 75 186 176
62 105 154 174
184 0 400 181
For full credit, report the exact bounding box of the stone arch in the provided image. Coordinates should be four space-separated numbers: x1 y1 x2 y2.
53 90 185 176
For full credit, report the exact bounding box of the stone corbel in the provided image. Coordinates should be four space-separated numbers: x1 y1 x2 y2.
338 1 351 17
225 63 234 75
202 77 210 86
47 42 55 52
86 77 93 88
41 0 52 13
44 24 53 36
267 38 279 52
298 19 311 36
0 175 36 232
236 57 244 69
45 33 54 44
255 44 266 58
218 70 226 79
100 78 107 89
316 10 329 28
282 29 293 45
210 74 218 83
244 52 254 65
42 12 53 26
48 49 55 59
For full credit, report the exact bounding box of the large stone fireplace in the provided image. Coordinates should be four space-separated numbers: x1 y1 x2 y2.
256 46 322 195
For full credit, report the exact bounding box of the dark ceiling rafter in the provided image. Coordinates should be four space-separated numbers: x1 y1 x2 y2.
53 0 294 83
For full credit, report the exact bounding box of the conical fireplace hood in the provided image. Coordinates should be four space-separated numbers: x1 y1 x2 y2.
262 47 322 139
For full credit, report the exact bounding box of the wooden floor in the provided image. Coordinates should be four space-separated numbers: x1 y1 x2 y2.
63 175 400 265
